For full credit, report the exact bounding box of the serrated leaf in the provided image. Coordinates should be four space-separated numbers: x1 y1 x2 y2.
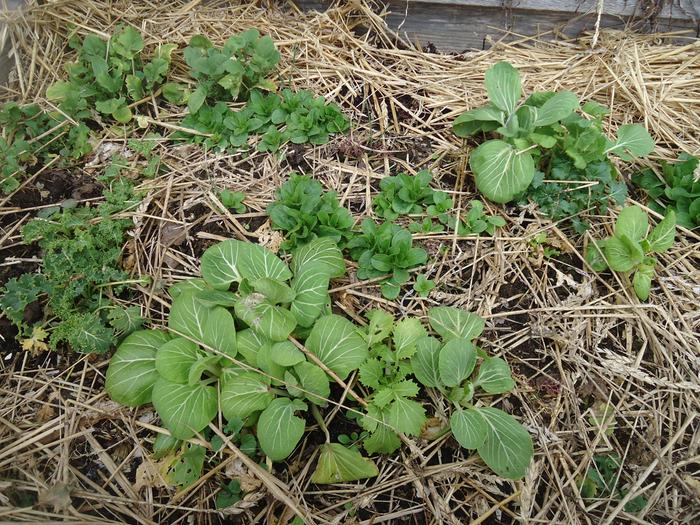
393 317 426 360
647 210 676 253
484 62 521 115
469 140 535 204
365 309 394 346
311 444 379 484
220 371 273 420
362 404 401 454
438 338 477 387
615 206 648 242
291 237 345 278
451 408 488 449
294 361 330 405
155 337 204 384
475 357 516 394
257 398 307 461
410 336 442 388
358 358 383 389
476 407 533 479
106 330 171 406
388 397 425 436
151 378 218 439
291 262 330 328
108 306 144 334
428 307 484 341
306 314 368 380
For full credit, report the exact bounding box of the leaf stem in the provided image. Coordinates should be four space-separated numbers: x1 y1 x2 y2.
311 404 330 444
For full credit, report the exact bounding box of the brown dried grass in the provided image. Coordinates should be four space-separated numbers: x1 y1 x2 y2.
0 1 699 524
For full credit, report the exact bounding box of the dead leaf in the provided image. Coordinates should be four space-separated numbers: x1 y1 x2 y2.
255 222 283 253
683 476 700 499
36 404 55 423
37 482 72 512
20 326 49 355
161 223 188 247
224 458 262 493
133 458 172 492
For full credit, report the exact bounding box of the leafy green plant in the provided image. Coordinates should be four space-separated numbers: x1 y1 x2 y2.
268 173 354 251
216 480 243 509
633 153 700 229
585 205 676 300
374 170 451 221
347 219 427 299
453 62 654 230
528 231 561 259
47 26 176 122
410 307 534 479
218 189 247 213
0 179 142 352
106 237 377 479
446 200 506 236
413 274 436 297
357 310 428 454
579 454 647 512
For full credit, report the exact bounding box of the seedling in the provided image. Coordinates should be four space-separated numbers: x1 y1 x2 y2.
446 200 506 236
218 190 247 213
580 454 647 512
373 170 451 221
585 205 676 300
413 274 436 297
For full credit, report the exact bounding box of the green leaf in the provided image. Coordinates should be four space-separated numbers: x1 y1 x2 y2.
311 444 379 484
475 357 516 394
270 341 305 367
106 330 171 406
112 26 144 58
410 336 442 388
453 105 504 137
615 206 648 242
362 405 401 454
469 140 535 204
533 91 579 126
236 328 266 365
168 443 206 488
358 359 383 390
365 309 394 346
438 338 477 387
647 210 676 253
194 290 238 307
605 234 644 272
251 278 296 304
291 237 345 278
204 306 237 357
387 397 425 436
291 262 330 328
235 296 297 342
585 239 609 272
451 408 488 449
428 307 484 341
633 264 655 301
476 407 533 479
201 239 291 290
607 124 655 160
155 337 204 384
107 306 144 334
484 62 521 115
294 361 330 405
393 317 426 360
151 378 218 439
220 371 273 420
257 398 307 461
188 86 207 114
169 290 210 342
305 314 368 380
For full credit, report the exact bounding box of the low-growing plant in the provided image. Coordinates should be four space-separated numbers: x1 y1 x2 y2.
585 205 676 300
453 61 654 231
218 189 247 213
632 153 700 230
579 454 647 512
47 26 176 122
0 179 143 353
267 173 354 251
373 170 451 221
346 219 427 299
445 200 506 236
413 274 436 297
106 237 378 483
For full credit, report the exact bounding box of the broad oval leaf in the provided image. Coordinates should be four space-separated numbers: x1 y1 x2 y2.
393 317 426 360
453 104 505 138
251 278 296 304
270 341 305 367
106 330 171 406
484 62 521 115
647 210 676 253
255 342 286 384
475 357 516 394
615 206 648 241
311 443 379 484
205 306 237 357
438 338 477 387
605 234 644 272
235 295 297 342
306 314 368 380
201 239 291 290
220 371 273 420
169 278 208 299
410 336 442 388
469 140 535 204
194 290 238 307
236 328 267 365
257 398 307 461
292 237 346 278
476 407 533 479
169 290 209 343
291 262 330 328
533 91 579 127
151 378 218 439
633 264 655 301
294 361 331 406
607 124 655 161
451 408 488 449
428 307 484 341
155 337 204 384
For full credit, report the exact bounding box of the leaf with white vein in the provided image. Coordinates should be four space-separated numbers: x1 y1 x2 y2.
305 314 368 380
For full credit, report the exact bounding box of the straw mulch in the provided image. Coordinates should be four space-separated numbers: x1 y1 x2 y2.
1 1 699 524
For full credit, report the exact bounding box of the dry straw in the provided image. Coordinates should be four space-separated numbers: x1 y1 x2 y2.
0 1 699 524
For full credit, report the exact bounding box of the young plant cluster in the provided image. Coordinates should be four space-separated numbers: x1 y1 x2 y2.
633 153 700 230
586 205 675 300
454 61 655 232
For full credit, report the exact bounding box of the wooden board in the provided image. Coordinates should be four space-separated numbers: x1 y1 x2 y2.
296 0 699 51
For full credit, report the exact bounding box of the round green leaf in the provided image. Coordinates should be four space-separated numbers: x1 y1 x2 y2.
292 237 345 278
204 306 237 358
410 336 442 388
438 338 477 387
257 398 307 461
236 328 266 365
605 234 644 272
451 408 488 449
532 91 579 127
270 341 305 367
291 262 330 328
169 290 210 343
428 307 484 341
305 314 368 380
469 140 535 204
484 62 521 115
475 357 516 394
311 443 379 484
615 206 648 242
476 407 533 479
106 330 171 406
155 337 204 384
294 361 331 406
151 378 218 439
220 371 273 420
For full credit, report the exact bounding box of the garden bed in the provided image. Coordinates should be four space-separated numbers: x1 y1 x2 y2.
0 1 699 524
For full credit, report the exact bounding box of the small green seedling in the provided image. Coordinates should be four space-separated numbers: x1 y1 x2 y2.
447 200 506 236
413 274 436 297
373 170 451 221
586 205 676 300
218 190 247 213
579 454 647 512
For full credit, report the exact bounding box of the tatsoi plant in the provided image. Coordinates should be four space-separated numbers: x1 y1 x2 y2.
347 219 428 300
105 237 377 480
413 274 436 297
0 179 142 353
373 170 451 221
47 26 176 122
0 102 91 193
410 307 534 479
357 311 428 454
446 200 506 236
633 153 700 229
579 454 647 512
267 173 354 251
453 62 654 221
586 205 676 300
218 189 247 213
